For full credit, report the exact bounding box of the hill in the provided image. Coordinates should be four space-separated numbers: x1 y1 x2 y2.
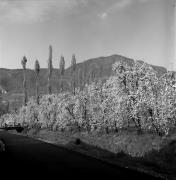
0 54 167 111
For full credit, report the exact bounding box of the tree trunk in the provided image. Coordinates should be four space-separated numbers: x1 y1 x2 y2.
106 126 109 134
23 69 28 106
114 121 118 133
36 75 39 105
48 76 52 94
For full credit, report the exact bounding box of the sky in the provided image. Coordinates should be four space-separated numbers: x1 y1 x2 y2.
0 0 175 70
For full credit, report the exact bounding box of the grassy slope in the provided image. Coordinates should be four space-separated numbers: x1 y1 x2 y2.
14 128 176 180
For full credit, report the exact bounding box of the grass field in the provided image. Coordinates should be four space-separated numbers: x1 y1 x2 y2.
11 127 176 180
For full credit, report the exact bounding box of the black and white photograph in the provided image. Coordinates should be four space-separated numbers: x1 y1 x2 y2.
0 0 175 179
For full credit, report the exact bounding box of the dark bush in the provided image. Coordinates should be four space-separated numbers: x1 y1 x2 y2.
75 138 81 145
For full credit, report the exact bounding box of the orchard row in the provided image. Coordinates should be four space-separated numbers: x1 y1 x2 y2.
1 60 176 136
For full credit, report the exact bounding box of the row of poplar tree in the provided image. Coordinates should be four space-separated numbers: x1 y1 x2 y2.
21 45 78 106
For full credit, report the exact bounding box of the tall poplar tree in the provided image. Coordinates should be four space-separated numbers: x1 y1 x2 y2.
21 56 28 106
47 45 53 94
71 54 76 95
35 60 40 104
59 55 65 92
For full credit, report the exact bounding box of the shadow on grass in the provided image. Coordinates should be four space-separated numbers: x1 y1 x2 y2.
66 138 175 180
140 140 176 178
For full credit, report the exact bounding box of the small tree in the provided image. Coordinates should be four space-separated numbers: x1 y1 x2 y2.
59 55 65 92
21 56 28 106
47 45 53 94
35 60 40 105
71 54 76 95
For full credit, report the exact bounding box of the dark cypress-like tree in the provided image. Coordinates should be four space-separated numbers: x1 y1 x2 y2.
34 60 40 105
71 54 76 95
21 56 28 106
47 45 53 94
59 55 65 92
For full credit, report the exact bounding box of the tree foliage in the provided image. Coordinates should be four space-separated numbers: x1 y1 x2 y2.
71 54 77 95
34 60 40 105
21 56 28 106
59 56 65 92
47 45 53 94
2 60 176 136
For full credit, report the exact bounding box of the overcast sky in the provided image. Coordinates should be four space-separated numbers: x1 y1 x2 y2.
0 0 175 70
